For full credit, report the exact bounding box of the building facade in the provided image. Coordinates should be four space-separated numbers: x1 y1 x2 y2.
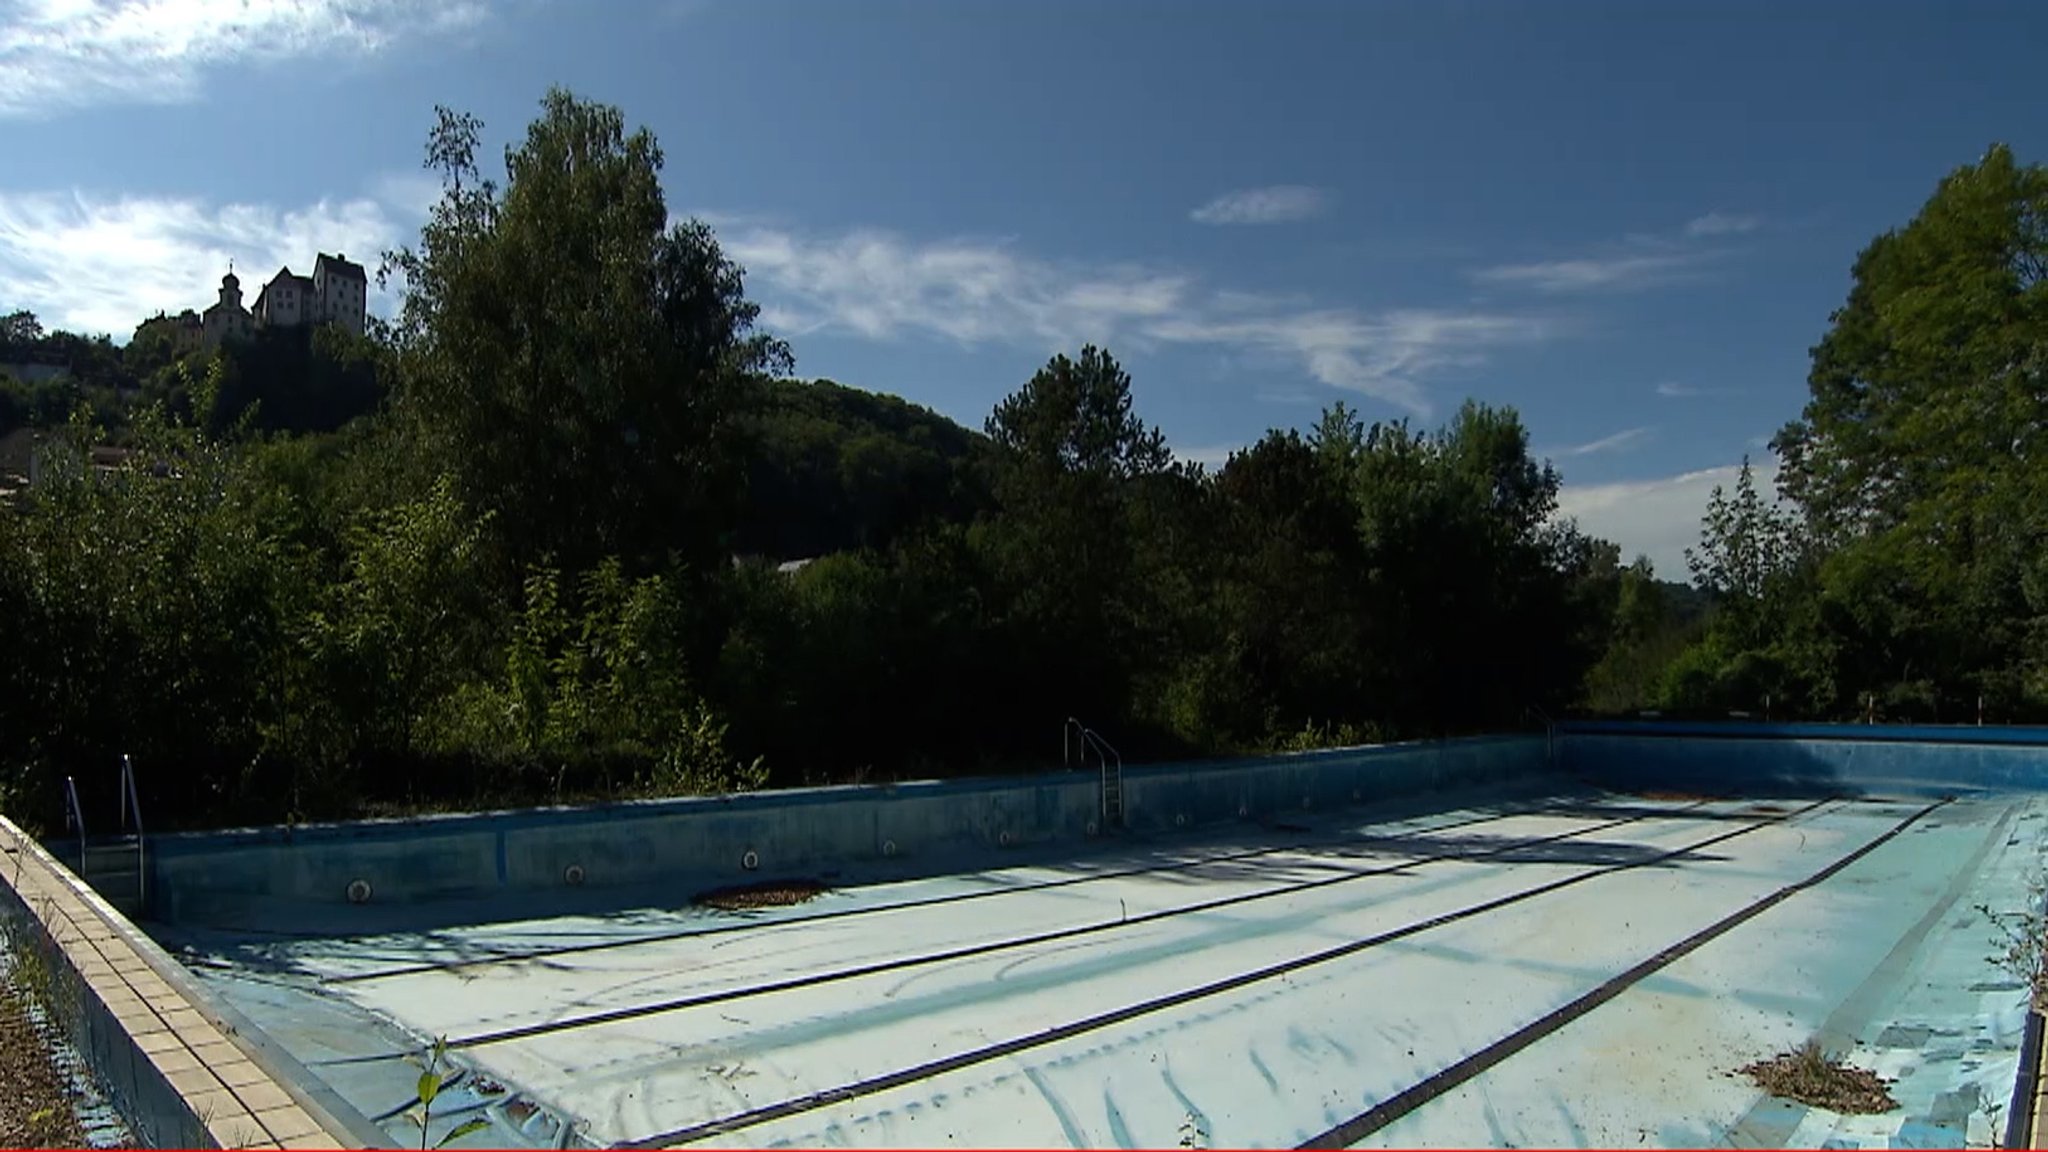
134 308 206 354
170 253 368 349
201 271 254 346
252 253 368 338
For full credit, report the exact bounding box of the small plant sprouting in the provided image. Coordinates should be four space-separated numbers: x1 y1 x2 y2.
1976 876 2048 1010
404 1036 491 1150
1178 1112 1207 1149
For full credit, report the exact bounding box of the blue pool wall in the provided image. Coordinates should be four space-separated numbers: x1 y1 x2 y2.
139 722 2048 923
143 733 1553 923
1557 720 2048 798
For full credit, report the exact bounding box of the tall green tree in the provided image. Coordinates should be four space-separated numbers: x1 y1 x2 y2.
1763 142 2048 718
383 90 791 578
980 346 1180 743
1199 428 1369 745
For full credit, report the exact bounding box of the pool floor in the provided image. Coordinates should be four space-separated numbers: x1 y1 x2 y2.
154 788 2048 1149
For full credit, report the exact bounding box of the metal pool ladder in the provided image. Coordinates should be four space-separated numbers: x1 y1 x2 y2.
65 755 147 918
1065 718 1125 829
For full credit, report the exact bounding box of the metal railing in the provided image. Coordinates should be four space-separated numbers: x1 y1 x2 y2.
1524 704 1556 769
1063 719 1124 828
119 753 145 911
62 775 86 875
1063 717 1088 770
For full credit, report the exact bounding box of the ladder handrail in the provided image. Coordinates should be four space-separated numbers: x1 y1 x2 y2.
120 753 146 913
1080 728 1123 826
1523 704 1556 770
119 754 144 837
1079 728 1121 775
1060 718 1125 825
63 775 86 874
1062 718 1122 773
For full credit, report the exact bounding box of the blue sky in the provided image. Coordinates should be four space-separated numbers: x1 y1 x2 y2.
2 0 2045 575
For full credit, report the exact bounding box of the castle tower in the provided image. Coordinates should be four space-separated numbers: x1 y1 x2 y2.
202 261 254 347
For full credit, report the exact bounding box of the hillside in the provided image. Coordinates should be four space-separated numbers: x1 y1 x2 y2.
734 376 995 560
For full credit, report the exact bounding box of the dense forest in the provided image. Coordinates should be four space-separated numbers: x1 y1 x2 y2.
1 90 2043 833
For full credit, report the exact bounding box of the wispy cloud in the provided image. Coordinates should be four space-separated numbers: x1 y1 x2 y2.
1684 211 1760 237
1546 426 1653 459
1556 457 1782 581
722 222 1547 418
0 0 494 118
1146 310 1545 418
1475 209 1760 296
1655 380 1746 399
0 181 424 336
1473 251 1707 294
1189 185 1329 226
721 227 1189 349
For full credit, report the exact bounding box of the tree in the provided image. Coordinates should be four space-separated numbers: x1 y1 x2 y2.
0 309 43 355
1201 428 1369 744
985 345 1171 479
1686 458 1794 604
979 346 1180 744
1758 143 2048 719
383 89 791 579
1775 143 2047 543
1341 401 1588 732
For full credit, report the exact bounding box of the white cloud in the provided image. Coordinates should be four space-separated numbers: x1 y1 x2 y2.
1684 211 1760 237
1556 457 1782 581
0 0 493 117
1545 426 1652 459
722 227 1188 350
1189 185 1329 226
1473 251 1707 294
721 222 1546 417
0 181 422 336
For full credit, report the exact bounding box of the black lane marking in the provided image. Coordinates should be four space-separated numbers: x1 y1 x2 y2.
449 799 1715 1051
1296 797 1948 1150
327 793 1594 985
617 797 1837 1149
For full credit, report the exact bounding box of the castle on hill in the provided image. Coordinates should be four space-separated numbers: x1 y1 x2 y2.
137 253 369 351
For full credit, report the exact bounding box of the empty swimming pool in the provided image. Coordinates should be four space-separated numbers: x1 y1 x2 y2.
151 773 2048 1149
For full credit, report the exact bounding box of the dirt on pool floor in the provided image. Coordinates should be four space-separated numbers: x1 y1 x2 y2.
0 960 96 1149
693 878 832 911
1740 1042 1899 1115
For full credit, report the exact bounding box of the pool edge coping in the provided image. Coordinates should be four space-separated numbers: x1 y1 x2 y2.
0 813 390 1150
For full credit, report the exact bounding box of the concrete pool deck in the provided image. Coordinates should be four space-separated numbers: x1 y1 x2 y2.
153 785 2048 1149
